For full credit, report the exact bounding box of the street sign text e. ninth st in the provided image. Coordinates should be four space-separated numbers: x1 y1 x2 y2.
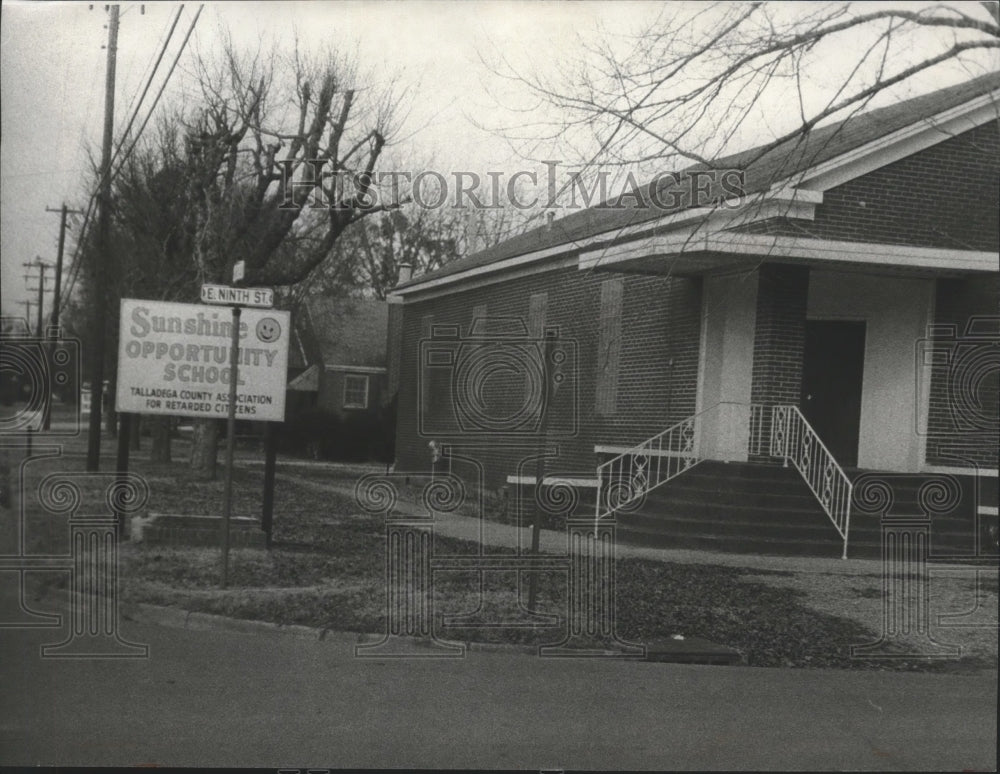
200 285 274 308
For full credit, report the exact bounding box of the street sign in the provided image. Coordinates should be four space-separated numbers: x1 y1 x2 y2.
200 284 274 308
115 298 290 422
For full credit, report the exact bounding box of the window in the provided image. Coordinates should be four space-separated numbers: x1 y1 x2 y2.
343 374 369 409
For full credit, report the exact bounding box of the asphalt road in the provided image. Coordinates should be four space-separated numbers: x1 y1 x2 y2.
1 600 996 771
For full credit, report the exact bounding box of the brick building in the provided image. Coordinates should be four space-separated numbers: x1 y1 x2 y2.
386 73 999 558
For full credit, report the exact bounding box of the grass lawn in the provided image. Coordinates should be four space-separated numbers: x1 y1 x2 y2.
5 450 996 673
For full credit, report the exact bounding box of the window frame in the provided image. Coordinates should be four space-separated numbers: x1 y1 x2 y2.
342 373 370 410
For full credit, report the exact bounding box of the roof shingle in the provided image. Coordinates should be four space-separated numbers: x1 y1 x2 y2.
397 71 1000 289
301 296 388 367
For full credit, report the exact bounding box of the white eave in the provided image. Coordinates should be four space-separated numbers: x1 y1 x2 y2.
776 88 1000 192
579 231 998 275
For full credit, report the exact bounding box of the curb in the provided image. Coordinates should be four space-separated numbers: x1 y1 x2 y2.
122 601 363 645
41 590 541 655
55 593 722 661
120 600 540 654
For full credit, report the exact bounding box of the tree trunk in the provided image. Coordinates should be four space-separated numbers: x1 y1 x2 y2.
189 417 220 480
150 416 172 463
129 414 141 451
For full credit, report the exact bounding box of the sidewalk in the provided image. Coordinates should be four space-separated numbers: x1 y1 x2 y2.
268 465 896 576
263 462 998 666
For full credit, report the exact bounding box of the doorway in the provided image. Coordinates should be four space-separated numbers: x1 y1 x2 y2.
800 320 866 468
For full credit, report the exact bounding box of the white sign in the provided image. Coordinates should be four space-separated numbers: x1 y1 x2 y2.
115 298 290 422
200 284 274 308
232 260 245 284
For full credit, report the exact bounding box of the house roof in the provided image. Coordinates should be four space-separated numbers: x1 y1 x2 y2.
287 324 309 370
287 363 319 391
300 295 388 368
396 70 1000 291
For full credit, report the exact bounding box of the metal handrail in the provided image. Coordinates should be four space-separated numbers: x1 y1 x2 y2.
593 401 750 530
769 404 852 558
593 402 853 558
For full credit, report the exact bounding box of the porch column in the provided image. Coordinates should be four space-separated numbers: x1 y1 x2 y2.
697 272 758 461
749 265 809 455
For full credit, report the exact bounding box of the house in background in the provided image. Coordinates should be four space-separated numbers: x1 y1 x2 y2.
289 295 389 419
387 72 1000 559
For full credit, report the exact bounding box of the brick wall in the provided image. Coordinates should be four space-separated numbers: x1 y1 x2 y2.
749 264 809 406
743 123 1000 251
925 275 1000 469
394 266 702 487
386 302 403 399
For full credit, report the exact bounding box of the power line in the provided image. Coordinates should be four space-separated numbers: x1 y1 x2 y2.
110 4 203 181
58 4 203 318
57 5 183 314
118 3 174 127
109 5 184 173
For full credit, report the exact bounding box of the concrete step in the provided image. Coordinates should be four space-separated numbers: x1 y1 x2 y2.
141 525 266 548
614 528 846 558
617 511 839 542
612 463 994 559
515 460 997 559
136 513 266 548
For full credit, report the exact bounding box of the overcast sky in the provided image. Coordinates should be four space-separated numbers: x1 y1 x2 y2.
2 1 996 320
1 0 658 317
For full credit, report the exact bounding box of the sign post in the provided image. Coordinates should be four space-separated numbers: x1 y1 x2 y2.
115 411 131 539
220 304 242 588
261 422 278 548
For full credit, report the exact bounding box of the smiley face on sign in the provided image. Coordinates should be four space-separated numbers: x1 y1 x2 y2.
256 317 282 343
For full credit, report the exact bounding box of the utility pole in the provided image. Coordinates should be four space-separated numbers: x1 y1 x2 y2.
24 259 54 429
22 259 53 337
44 205 83 430
86 4 119 472
17 301 35 331
35 264 45 337
45 204 84 337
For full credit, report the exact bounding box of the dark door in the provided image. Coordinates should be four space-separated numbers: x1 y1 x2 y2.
800 320 866 468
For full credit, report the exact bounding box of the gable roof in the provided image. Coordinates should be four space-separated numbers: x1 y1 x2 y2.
300 295 388 368
397 70 1000 291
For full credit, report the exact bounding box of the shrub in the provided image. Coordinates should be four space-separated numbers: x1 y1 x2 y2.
279 398 396 464
279 407 342 460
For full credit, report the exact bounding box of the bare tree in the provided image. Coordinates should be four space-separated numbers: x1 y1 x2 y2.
298 200 537 300
454 201 540 255
304 207 455 299
158 39 406 478
112 122 201 461
484 2 999 180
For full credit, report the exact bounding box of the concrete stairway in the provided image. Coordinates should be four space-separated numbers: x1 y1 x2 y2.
611 461 997 560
